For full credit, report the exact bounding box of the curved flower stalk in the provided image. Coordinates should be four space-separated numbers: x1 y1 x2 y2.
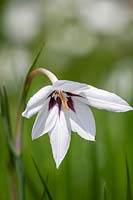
22 68 133 168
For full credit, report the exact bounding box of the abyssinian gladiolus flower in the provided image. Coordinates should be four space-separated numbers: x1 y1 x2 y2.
22 68 133 168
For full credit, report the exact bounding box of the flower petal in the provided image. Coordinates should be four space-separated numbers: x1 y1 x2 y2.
67 99 96 141
49 110 71 168
52 80 89 94
22 85 52 118
78 86 133 112
32 101 58 139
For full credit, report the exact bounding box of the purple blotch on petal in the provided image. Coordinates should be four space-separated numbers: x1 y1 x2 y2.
48 97 56 111
67 97 75 112
66 92 81 97
56 97 62 115
47 91 54 98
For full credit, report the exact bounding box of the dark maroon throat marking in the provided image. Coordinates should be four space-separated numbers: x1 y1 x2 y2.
48 90 76 113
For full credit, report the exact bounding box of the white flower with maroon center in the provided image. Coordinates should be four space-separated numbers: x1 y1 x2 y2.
22 69 133 168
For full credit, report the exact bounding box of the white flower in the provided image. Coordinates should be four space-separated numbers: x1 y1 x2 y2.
22 79 132 168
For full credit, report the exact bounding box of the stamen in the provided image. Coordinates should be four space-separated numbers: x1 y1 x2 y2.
55 90 69 110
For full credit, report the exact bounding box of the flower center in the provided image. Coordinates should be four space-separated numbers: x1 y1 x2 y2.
55 90 69 110
48 90 76 113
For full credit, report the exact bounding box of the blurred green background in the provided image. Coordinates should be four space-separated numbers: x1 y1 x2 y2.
0 0 133 199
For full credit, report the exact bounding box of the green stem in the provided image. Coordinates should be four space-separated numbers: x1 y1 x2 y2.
15 45 44 200
15 155 25 200
15 44 45 153
1 45 44 200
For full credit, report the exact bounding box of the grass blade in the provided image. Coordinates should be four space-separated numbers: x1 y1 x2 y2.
0 87 25 200
15 43 45 152
0 87 16 155
21 42 45 102
42 174 49 200
31 156 53 200
15 156 25 200
125 156 132 200
103 182 108 200
1 87 12 133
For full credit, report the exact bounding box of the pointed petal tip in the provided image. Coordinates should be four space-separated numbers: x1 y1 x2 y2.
32 129 40 140
32 134 36 140
91 137 96 142
56 163 60 169
77 133 95 141
32 129 46 140
129 106 133 111
118 105 133 112
55 159 62 169
22 110 30 118
87 136 96 141
31 132 40 140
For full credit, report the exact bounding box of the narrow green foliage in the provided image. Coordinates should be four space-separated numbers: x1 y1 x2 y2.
15 43 45 153
25 173 43 199
15 156 25 200
0 87 11 133
42 174 49 200
19 43 45 107
26 43 45 77
0 87 17 156
32 156 53 200
0 87 25 200
14 45 45 199
125 156 132 200
103 182 108 200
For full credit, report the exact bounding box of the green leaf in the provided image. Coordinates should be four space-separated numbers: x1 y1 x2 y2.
31 156 53 200
1 87 25 200
15 43 45 153
20 42 45 105
16 42 45 122
0 87 11 130
125 156 132 200
0 87 17 156
42 174 49 200
103 183 108 200
15 156 25 200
